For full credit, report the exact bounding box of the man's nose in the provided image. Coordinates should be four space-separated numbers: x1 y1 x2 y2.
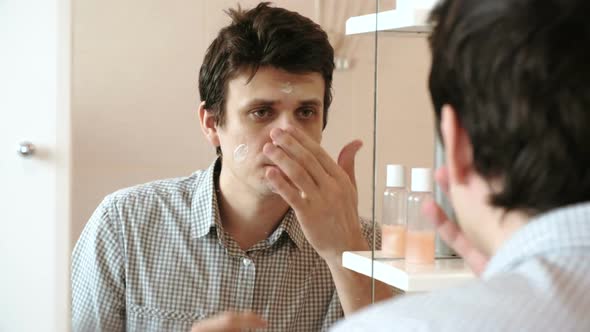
276 113 299 131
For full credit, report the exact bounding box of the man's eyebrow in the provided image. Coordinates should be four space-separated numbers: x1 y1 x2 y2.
242 99 278 108
299 99 322 107
241 98 323 108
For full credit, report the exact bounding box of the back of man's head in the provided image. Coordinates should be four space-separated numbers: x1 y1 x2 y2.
199 2 334 129
428 0 590 216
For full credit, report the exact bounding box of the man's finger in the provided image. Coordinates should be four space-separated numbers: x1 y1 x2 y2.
422 199 489 276
435 166 450 195
265 166 308 210
422 198 461 241
284 126 341 176
337 140 363 189
263 141 317 198
269 127 328 186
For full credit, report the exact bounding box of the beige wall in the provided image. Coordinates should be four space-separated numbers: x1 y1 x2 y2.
374 35 434 219
71 0 433 244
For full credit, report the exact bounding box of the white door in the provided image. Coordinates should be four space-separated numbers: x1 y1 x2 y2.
0 0 71 331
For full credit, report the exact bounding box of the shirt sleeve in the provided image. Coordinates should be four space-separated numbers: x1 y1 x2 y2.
329 299 430 332
72 197 126 332
360 217 381 250
321 286 345 331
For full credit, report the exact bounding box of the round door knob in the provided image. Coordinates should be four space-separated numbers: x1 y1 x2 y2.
17 142 36 157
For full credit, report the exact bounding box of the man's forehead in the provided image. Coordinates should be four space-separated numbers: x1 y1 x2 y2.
230 66 324 88
227 67 325 107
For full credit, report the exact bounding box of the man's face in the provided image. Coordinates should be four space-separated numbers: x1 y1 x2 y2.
216 66 325 197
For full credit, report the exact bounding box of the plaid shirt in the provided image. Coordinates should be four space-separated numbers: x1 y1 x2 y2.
72 159 376 332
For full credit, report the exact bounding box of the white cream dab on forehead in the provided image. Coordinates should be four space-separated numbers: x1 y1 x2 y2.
233 144 248 162
280 82 293 94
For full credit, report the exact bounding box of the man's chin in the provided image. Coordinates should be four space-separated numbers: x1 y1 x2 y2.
254 178 284 198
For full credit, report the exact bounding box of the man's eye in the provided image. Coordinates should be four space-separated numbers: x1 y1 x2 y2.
298 108 317 119
251 109 272 119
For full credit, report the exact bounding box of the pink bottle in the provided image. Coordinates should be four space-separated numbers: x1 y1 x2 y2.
381 165 407 257
405 168 435 264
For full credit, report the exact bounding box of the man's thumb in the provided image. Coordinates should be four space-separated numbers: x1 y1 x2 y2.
337 140 363 188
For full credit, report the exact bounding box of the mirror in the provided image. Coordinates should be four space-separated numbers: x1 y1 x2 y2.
68 0 434 329
70 0 380 329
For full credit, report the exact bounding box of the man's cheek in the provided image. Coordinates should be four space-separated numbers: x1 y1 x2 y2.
233 144 249 162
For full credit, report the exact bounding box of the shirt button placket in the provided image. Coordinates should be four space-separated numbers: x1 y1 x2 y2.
236 255 256 310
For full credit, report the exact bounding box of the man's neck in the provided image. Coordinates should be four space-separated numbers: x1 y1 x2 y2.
217 167 290 250
483 208 530 256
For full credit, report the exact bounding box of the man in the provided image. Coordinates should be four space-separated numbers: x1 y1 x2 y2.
72 3 391 331
332 0 590 331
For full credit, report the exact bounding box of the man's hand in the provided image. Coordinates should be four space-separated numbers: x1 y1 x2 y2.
262 126 368 265
190 312 267 332
422 166 489 276
262 126 394 314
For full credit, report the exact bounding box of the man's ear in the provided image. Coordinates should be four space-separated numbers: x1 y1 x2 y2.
440 105 474 185
198 101 220 148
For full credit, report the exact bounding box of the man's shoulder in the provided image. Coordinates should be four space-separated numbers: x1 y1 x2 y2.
331 279 495 331
102 169 209 209
335 270 590 331
81 167 213 245
87 168 215 232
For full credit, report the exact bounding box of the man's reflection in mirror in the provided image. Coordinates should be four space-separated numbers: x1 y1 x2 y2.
72 3 392 331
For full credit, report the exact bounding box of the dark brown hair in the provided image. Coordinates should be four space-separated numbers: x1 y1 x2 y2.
198 2 334 132
428 0 590 215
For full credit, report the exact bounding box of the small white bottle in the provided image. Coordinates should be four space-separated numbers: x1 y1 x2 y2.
406 168 435 264
381 164 408 257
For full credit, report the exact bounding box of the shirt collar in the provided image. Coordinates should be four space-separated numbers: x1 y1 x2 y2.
267 209 307 250
191 159 219 239
483 201 590 279
190 158 307 250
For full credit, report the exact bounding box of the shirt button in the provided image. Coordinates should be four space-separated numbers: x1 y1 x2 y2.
242 258 252 266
